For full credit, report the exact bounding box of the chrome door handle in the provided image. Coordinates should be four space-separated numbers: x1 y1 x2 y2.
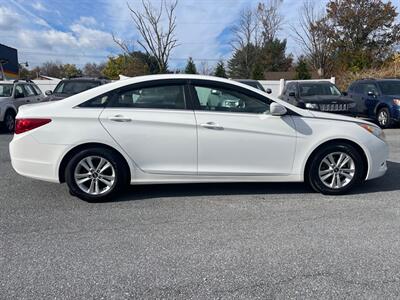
200 122 224 130
108 115 132 122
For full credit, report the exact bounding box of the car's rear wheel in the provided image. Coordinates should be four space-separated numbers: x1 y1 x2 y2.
65 148 128 202
377 107 391 128
307 144 365 195
3 110 16 133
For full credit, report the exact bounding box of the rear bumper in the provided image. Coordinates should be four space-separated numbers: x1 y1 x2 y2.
9 134 67 183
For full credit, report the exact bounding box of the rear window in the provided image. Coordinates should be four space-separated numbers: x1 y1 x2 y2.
54 81 100 94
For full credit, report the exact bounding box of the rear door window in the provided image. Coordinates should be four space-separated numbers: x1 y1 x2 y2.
110 85 186 110
23 84 36 97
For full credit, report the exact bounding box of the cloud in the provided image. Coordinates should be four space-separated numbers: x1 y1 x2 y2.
77 16 98 27
32 1 48 12
0 6 21 30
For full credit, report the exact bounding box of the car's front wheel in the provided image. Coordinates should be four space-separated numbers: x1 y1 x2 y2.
307 144 365 195
65 148 128 201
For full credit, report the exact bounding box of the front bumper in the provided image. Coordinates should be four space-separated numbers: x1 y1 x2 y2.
365 136 389 180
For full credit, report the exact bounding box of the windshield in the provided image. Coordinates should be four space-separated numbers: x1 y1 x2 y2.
54 81 100 95
299 83 341 97
0 84 13 97
378 81 400 95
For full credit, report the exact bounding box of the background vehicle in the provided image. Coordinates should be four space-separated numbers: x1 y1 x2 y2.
280 81 355 115
44 77 109 101
235 79 271 94
0 79 44 132
10 75 388 201
347 78 400 128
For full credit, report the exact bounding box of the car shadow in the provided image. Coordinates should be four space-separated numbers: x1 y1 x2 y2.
350 160 400 195
102 161 400 203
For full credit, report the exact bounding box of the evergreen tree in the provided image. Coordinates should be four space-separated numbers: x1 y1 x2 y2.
294 56 311 80
184 57 197 74
214 60 227 78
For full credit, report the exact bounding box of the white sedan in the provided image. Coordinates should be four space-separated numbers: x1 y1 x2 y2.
9 75 388 201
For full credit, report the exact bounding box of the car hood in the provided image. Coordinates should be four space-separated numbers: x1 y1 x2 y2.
300 95 354 104
309 110 375 126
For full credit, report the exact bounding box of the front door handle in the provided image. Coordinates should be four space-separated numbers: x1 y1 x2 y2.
200 122 224 130
108 115 132 122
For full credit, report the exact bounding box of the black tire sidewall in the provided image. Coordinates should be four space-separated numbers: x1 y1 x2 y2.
308 144 364 195
4 111 16 133
65 148 127 202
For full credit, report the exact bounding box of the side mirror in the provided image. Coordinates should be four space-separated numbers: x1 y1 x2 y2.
288 92 296 97
266 88 272 94
45 90 53 96
367 91 376 97
270 102 287 116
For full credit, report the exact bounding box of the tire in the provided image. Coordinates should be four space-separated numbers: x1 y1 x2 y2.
65 148 128 202
377 107 391 128
2 110 16 133
307 143 365 195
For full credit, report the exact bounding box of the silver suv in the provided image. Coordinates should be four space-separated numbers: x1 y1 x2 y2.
0 80 44 132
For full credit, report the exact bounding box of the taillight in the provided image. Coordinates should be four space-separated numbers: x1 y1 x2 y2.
15 118 52 134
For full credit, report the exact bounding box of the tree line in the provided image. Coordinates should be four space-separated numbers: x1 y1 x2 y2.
21 0 400 84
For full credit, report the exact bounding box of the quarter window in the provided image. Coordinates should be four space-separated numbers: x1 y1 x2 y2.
193 85 270 114
79 94 110 108
111 85 186 109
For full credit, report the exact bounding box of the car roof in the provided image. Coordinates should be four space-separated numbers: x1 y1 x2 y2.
296 81 333 85
354 78 400 83
235 79 259 83
0 81 14 84
50 74 309 115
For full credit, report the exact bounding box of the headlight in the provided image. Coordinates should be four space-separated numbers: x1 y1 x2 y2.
359 123 385 140
393 99 400 106
305 103 319 110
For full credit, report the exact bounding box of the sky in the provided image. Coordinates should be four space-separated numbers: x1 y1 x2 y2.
0 0 398 70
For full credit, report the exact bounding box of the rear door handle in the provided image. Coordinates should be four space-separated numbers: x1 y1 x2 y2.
108 115 132 122
200 122 224 130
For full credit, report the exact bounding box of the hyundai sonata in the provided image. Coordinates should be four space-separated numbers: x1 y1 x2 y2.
9 75 388 201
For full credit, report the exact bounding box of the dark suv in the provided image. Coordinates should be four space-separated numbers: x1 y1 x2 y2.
280 81 355 115
44 77 109 101
347 79 400 128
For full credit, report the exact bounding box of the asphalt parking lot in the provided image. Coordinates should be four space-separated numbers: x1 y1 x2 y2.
1 130 400 299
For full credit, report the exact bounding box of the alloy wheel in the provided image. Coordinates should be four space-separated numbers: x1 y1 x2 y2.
318 152 355 189
74 156 116 195
378 110 388 127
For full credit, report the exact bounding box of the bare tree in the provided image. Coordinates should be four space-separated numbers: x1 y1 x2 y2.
114 0 179 73
291 1 334 77
256 0 283 43
228 1 284 78
231 8 259 51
